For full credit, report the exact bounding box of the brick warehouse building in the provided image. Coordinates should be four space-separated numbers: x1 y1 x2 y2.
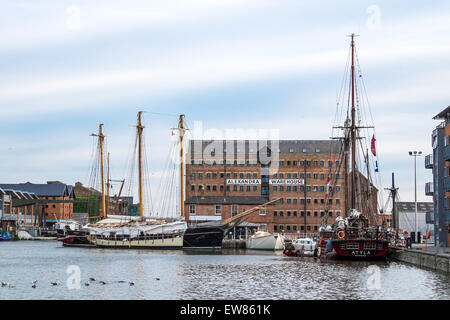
184 140 347 234
0 182 74 222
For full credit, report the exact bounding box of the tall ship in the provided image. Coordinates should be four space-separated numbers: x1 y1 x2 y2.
60 112 187 248
317 34 390 260
58 112 275 249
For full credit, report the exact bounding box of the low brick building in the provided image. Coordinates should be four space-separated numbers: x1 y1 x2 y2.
0 182 75 222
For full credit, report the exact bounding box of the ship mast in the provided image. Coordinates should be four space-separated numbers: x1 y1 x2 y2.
350 33 357 211
179 115 186 220
91 124 106 219
137 111 145 218
106 152 110 217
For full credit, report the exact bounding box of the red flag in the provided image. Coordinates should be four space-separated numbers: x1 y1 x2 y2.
371 134 377 156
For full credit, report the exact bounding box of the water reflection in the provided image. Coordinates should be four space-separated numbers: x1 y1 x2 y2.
0 241 448 300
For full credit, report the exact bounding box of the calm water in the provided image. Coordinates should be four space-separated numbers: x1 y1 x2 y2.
0 241 449 300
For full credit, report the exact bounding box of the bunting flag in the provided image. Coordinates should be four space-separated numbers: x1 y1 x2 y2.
375 160 379 172
325 155 333 200
371 134 377 156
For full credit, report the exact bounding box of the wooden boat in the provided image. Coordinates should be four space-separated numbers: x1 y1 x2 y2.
317 34 390 260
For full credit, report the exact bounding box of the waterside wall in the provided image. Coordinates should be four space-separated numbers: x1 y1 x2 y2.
389 247 449 274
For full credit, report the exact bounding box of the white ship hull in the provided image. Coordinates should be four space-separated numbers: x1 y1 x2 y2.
246 232 285 250
89 233 184 249
85 220 186 249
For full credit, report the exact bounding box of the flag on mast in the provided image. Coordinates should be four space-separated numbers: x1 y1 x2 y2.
371 134 377 156
325 155 333 200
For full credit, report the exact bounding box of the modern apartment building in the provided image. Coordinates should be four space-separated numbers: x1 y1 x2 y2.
426 106 450 247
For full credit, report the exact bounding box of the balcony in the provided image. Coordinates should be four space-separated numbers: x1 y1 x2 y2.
425 154 433 169
443 145 450 161
444 177 450 191
425 182 434 196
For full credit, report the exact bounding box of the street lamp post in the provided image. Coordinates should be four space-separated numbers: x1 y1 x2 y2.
409 150 422 244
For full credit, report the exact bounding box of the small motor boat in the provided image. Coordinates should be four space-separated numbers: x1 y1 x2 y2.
0 230 12 241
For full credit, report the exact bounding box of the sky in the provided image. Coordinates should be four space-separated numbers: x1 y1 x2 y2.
1 0 450 210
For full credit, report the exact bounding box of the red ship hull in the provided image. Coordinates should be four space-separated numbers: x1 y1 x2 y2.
320 239 389 260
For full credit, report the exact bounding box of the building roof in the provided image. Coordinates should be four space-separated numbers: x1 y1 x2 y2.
433 106 450 120
189 140 342 155
185 196 268 205
395 202 434 213
0 183 73 197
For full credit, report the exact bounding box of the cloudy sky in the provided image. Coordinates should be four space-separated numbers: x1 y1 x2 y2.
1 0 449 209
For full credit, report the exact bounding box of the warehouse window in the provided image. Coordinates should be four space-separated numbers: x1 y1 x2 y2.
215 205 222 215
232 205 238 216
189 205 196 215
